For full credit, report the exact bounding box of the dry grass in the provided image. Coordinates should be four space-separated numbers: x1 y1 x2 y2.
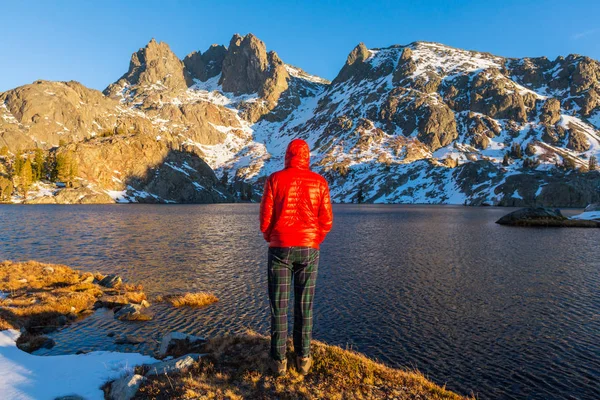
134 331 468 400
0 261 105 333
0 260 149 349
156 292 219 308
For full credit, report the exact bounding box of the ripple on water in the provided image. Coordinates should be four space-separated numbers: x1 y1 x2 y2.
1 204 600 399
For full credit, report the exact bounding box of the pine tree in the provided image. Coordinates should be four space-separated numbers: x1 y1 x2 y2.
68 152 78 187
357 187 365 204
33 149 45 181
54 151 78 187
14 150 24 176
220 170 229 186
0 176 13 202
589 155 598 171
510 142 522 159
19 159 33 198
502 153 510 166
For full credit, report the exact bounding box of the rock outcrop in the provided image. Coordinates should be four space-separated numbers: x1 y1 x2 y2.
184 44 227 82
0 80 133 150
104 39 191 99
217 33 290 122
496 207 600 227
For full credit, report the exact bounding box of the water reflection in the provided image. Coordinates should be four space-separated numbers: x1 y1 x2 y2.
0 204 599 399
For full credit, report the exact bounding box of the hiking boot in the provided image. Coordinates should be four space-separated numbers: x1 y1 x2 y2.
271 358 287 376
296 355 312 375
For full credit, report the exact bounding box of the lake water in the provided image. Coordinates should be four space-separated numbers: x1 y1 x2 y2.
0 204 599 399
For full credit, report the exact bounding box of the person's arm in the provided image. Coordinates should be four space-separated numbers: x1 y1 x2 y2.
259 177 275 242
318 179 333 243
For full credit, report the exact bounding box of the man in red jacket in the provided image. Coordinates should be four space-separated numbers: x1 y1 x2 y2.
260 138 333 376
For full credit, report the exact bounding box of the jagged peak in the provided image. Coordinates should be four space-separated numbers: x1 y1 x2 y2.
219 32 287 95
104 37 190 97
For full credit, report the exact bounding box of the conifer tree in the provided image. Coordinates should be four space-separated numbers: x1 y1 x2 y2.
589 155 598 171
33 149 45 181
357 187 365 203
54 151 78 187
510 142 522 159
14 150 24 176
0 176 13 202
19 159 33 197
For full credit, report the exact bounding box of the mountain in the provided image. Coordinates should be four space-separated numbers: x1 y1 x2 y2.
1 34 599 206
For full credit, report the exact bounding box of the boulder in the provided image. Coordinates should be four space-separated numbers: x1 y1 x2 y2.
115 335 145 345
109 373 146 400
80 273 94 284
98 274 122 288
158 332 207 358
539 98 561 125
496 207 600 227
114 304 153 321
567 128 591 152
145 354 202 377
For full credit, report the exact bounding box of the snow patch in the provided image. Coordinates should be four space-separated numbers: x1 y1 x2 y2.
0 329 156 400
570 211 600 221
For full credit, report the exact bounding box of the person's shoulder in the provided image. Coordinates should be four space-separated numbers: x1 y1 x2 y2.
267 169 286 185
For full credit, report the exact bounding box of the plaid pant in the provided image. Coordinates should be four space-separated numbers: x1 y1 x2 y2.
268 247 319 361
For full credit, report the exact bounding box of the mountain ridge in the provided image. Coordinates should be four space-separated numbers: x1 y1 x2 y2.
1 33 599 206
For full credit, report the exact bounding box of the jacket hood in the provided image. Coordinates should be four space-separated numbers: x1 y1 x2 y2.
284 139 310 170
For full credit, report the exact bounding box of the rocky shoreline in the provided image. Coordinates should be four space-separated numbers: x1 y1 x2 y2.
496 204 600 227
0 261 466 399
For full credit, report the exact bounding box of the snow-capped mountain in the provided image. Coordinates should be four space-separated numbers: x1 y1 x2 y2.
1 34 599 206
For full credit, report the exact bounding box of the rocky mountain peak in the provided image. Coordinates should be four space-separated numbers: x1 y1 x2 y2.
104 38 191 98
332 43 370 83
183 44 227 82
219 33 274 94
217 33 290 122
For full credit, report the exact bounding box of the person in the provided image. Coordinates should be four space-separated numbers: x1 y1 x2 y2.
259 138 333 376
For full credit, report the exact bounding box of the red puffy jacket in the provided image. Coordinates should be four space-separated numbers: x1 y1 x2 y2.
260 139 333 249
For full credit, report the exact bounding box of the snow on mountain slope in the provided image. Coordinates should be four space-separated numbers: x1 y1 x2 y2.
3 35 599 206
180 40 600 206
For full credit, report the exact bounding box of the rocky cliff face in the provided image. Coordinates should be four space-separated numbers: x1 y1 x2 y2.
1 35 599 206
104 39 191 99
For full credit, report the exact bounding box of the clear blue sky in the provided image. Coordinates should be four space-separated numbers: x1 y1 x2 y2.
1 0 599 92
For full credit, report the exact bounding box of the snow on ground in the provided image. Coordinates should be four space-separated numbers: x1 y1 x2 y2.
570 211 600 221
284 64 330 84
589 111 600 130
0 329 156 400
106 190 129 203
409 42 504 80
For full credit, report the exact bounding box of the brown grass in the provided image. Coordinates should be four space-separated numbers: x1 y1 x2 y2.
0 260 149 349
134 331 468 400
156 292 219 308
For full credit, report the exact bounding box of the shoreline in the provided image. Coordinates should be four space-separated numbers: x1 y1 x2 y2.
0 260 467 399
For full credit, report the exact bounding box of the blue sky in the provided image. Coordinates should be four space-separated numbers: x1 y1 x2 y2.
1 0 599 92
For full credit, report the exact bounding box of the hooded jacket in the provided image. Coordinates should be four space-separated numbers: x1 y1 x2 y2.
259 139 333 249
